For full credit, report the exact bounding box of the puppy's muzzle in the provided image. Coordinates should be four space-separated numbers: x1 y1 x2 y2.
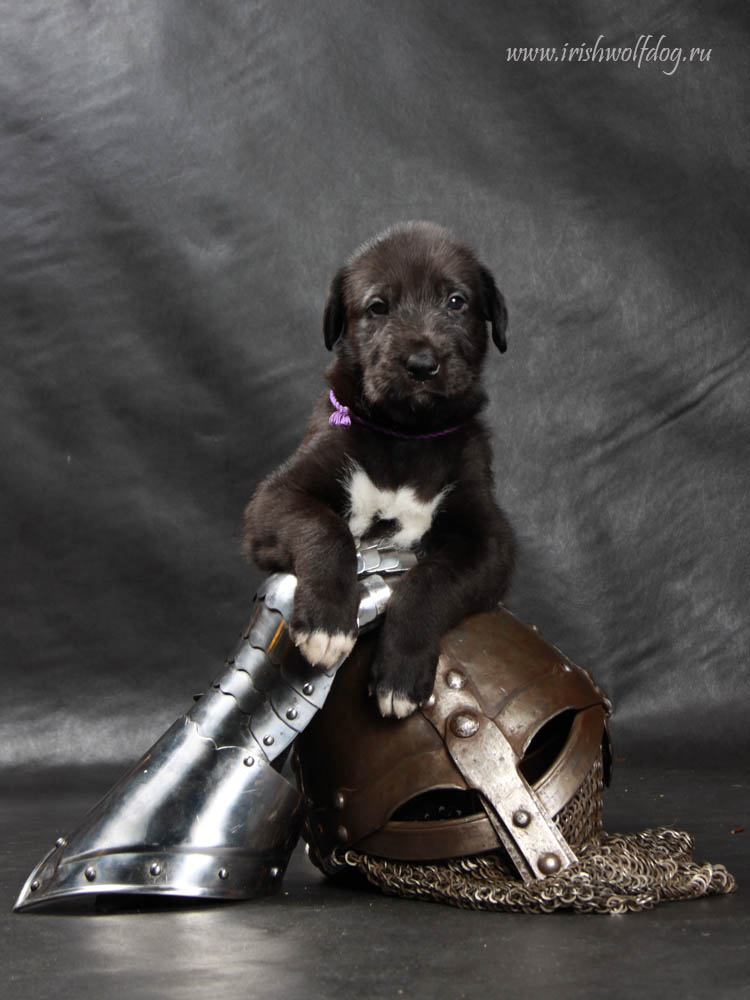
406 348 440 382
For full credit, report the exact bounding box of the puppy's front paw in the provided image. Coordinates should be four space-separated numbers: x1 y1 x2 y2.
370 640 438 719
291 628 357 670
375 688 421 720
290 587 358 669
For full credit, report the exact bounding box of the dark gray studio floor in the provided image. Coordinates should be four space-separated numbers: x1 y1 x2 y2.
2 764 748 1000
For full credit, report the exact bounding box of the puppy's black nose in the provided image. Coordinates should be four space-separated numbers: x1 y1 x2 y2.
406 349 440 382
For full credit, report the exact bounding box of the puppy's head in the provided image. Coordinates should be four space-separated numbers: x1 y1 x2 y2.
323 222 507 427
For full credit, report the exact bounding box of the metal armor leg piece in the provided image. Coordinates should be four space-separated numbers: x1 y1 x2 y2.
14 544 416 911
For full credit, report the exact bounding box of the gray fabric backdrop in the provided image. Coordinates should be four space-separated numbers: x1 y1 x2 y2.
2 0 748 769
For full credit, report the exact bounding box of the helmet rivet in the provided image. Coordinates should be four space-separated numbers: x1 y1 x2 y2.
337 825 349 842
30 880 40 892
538 852 562 875
218 868 229 880
286 707 299 721
243 755 255 767
302 682 314 696
512 809 532 828
334 791 346 810
149 862 162 877
263 735 275 746
446 670 466 690
84 866 97 882
450 712 479 738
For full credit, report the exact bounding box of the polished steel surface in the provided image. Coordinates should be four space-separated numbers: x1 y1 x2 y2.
15 544 415 911
14 719 305 910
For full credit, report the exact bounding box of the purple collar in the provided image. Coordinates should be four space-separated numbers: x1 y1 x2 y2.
328 389 466 440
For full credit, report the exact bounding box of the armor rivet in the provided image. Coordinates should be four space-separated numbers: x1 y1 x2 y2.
450 712 480 738
55 837 66 848
424 693 436 708
30 880 40 892
538 852 562 875
218 868 229 880
149 862 162 877
84 866 97 882
302 682 314 696
243 755 255 767
270 867 280 878
528 623 540 634
263 735 275 746
334 791 346 810
512 809 532 828
446 670 466 690
337 825 349 842
286 707 299 721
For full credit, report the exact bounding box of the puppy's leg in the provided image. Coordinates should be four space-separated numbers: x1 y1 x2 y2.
370 498 514 717
287 510 359 668
368 562 455 717
370 553 499 716
243 470 359 670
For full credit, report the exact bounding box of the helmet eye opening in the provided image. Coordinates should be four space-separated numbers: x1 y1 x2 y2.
387 710 579 824
519 708 578 785
389 787 484 823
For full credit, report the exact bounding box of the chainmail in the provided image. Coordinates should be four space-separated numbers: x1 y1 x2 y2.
308 760 736 914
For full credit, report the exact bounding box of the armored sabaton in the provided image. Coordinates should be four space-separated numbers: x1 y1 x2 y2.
15 543 417 911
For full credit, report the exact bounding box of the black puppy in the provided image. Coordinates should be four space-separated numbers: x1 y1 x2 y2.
243 222 515 717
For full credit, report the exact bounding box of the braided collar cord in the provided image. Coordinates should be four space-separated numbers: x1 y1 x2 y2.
328 389 466 440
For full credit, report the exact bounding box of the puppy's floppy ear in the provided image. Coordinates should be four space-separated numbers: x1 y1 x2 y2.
479 266 508 353
323 268 348 350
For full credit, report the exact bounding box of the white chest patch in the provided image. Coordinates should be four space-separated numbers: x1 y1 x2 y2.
345 464 450 549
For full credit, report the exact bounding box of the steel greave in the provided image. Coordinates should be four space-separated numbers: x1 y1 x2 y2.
15 545 416 911
14 719 305 908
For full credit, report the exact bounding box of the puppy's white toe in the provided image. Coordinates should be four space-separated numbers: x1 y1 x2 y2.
293 629 356 669
376 689 393 717
321 630 357 667
391 693 419 719
377 689 419 719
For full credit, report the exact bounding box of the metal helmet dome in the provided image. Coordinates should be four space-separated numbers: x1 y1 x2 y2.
295 606 612 886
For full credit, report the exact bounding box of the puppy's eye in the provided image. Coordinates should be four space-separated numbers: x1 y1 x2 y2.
447 292 467 311
366 298 389 317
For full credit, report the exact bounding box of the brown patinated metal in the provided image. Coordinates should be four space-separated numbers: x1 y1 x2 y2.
295 606 611 877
